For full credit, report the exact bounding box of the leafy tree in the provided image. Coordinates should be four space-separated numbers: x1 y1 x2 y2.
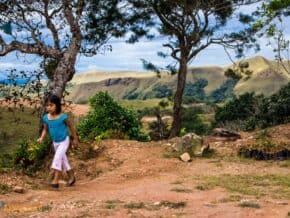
184 79 208 101
128 0 262 137
253 0 290 73
215 92 259 124
77 91 149 141
210 79 238 103
215 83 290 130
0 0 129 100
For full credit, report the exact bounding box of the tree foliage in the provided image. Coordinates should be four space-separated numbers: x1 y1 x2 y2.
253 0 290 74
0 0 132 98
128 0 262 137
77 91 149 142
215 83 290 130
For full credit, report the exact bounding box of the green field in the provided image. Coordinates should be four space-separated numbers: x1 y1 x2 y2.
119 98 171 110
0 108 39 153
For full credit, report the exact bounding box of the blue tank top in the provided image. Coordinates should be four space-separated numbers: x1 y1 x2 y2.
42 113 68 142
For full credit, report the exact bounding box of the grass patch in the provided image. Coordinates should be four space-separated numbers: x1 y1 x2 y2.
214 195 242 203
0 108 38 153
194 174 290 199
195 184 211 191
0 183 11 194
159 201 186 209
162 151 183 159
38 204 52 212
278 160 290 168
119 99 170 111
104 199 123 209
171 180 183 185
171 187 193 193
124 202 145 209
239 201 260 208
121 201 186 211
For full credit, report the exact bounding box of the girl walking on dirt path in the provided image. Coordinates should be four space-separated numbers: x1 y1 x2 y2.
37 94 79 188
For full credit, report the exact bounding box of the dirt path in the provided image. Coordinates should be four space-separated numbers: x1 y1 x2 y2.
1 139 290 218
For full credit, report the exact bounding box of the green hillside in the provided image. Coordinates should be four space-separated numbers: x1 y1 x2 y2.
232 56 290 96
68 56 290 103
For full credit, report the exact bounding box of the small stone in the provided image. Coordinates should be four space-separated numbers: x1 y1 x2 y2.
0 201 5 209
204 203 217 207
276 201 288 205
180 152 191 162
13 186 25 194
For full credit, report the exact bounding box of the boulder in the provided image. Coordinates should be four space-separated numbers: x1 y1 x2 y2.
180 152 191 162
13 186 25 194
211 128 241 140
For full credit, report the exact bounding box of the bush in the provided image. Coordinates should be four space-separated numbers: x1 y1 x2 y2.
181 108 211 135
258 83 290 127
77 92 149 142
183 79 208 100
210 79 237 103
152 85 172 98
214 83 290 130
215 93 259 123
13 139 51 175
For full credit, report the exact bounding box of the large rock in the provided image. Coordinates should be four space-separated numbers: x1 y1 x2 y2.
166 132 211 158
211 128 241 140
168 133 203 152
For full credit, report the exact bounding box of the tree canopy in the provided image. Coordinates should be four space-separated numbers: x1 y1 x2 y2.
0 0 132 97
128 0 263 137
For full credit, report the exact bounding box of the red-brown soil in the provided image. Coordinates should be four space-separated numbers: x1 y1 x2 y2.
0 105 290 218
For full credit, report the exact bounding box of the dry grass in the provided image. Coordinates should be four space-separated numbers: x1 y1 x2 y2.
194 174 290 199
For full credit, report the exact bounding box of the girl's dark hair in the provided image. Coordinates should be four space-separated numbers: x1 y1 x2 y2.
46 94 62 114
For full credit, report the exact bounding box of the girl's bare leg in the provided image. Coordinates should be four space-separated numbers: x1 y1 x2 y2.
67 169 76 186
52 170 60 184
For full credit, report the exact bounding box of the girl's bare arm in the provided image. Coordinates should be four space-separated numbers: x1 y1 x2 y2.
65 119 79 147
37 123 48 143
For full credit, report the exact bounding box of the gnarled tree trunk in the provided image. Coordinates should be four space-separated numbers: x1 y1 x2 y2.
169 55 188 138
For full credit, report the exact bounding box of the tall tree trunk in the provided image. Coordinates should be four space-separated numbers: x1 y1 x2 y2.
38 38 81 135
169 56 188 138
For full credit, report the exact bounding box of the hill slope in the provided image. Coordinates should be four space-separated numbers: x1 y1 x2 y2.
69 56 290 103
233 56 290 96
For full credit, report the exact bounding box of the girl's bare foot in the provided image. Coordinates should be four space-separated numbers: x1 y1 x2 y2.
66 170 76 186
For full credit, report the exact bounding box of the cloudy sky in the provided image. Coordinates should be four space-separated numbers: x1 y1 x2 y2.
0 33 283 76
0 3 289 78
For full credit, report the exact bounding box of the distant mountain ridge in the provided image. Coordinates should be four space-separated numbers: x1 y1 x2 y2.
68 56 290 103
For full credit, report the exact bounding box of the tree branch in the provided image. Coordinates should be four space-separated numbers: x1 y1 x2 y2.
43 0 60 49
163 43 181 61
0 36 61 57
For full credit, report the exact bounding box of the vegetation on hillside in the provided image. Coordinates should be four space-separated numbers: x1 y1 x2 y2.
215 82 290 131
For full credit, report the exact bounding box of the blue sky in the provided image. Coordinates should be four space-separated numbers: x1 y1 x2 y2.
0 34 282 77
0 3 289 78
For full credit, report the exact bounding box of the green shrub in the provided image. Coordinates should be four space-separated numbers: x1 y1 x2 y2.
215 93 259 123
258 83 290 127
181 108 211 135
0 153 13 169
184 79 208 101
77 91 149 142
123 88 140 100
182 96 201 104
152 85 172 98
13 139 51 175
210 79 237 103
215 83 290 131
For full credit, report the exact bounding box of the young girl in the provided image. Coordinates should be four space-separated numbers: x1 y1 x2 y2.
37 94 79 188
